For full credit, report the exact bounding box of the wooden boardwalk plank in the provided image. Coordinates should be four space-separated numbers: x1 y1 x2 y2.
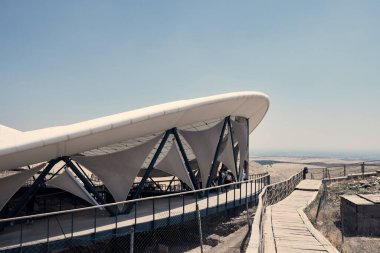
262 180 338 253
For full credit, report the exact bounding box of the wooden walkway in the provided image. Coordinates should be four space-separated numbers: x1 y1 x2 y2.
263 180 338 253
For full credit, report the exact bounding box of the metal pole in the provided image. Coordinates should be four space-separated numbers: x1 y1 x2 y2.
115 212 118 236
227 118 239 180
47 217 50 251
250 180 253 202
7 158 61 219
168 197 171 225
246 181 249 224
240 181 242 204
234 184 236 208
173 128 199 190
130 226 135 253
152 199 155 230
206 190 209 215
20 222 23 249
134 202 137 227
196 204 204 253
195 193 198 219
64 157 115 215
71 212 74 238
94 208 97 239
225 185 228 208
254 178 257 205
206 117 228 188
182 194 185 222
361 162 365 178
217 188 219 211
344 165 346 176
127 130 171 213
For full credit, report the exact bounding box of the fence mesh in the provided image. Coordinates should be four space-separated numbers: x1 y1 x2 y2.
0 175 268 253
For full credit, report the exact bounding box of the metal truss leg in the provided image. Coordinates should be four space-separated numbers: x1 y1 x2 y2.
227 117 239 181
5 158 61 220
206 117 228 188
62 156 115 216
125 130 171 213
172 127 199 190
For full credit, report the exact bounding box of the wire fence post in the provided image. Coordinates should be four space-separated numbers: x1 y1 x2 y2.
344 165 346 176
20 222 23 250
46 217 50 252
196 204 204 253
130 226 135 253
361 162 365 178
245 181 249 224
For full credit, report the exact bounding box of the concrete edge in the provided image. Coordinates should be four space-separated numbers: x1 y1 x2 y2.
297 191 340 253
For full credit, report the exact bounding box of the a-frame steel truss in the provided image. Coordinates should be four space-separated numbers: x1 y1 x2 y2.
5 116 245 219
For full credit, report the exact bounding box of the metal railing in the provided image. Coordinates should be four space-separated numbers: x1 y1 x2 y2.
249 170 304 253
0 174 270 253
309 161 380 180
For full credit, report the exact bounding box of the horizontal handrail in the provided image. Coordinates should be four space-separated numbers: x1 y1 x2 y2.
249 170 304 253
0 174 269 223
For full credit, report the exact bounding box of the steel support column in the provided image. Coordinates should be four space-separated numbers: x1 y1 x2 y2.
206 117 228 188
166 176 176 191
172 127 199 190
5 157 61 219
227 117 239 181
62 156 114 216
125 130 171 213
246 118 250 179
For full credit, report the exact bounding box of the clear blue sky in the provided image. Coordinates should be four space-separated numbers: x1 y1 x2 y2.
1 1 379 157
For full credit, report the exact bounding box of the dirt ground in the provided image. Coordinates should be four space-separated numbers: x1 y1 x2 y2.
305 177 380 253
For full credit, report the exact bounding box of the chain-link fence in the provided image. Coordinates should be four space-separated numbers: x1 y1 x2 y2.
0 174 269 253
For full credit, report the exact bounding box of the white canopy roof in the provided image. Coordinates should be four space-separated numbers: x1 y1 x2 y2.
0 92 269 170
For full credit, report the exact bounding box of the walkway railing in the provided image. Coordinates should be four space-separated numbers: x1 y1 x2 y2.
0 173 270 253
248 170 304 253
309 161 380 180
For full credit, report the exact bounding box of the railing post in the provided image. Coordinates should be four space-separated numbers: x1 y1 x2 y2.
182 194 185 222
152 199 155 230
71 212 74 238
115 211 118 236
196 204 204 253
206 190 209 215
94 208 97 239
240 181 242 205
225 185 228 208
20 222 23 249
254 178 257 205
250 180 253 202
47 217 50 251
168 196 171 225
134 202 137 226
361 162 365 178
130 226 135 253
217 188 219 211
